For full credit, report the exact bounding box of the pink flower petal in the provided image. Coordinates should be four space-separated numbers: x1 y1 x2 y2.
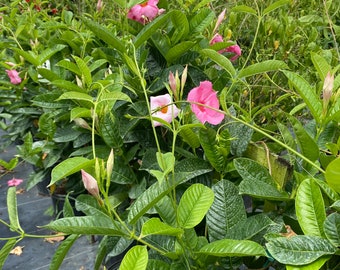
7 177 24 187
187 81 224 125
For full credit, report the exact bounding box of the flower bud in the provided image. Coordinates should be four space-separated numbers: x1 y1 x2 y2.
81 170 100 198
213 8 226 34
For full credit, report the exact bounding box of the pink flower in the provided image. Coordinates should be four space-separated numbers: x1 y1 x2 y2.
225 44 242 61
7 177 23 187
6 69 21 84
127 0 165 24
210 34 241 61
81 170 100 198
96 0 103 12
187 81 224 125
150 94 180 127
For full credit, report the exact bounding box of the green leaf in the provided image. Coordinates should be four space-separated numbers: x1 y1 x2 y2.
0 157 18 171
70 107 92 121
238 60 288 78
0 239 17 269
313 178 340 202
50 157 95 186
165 41 195 63
58 91 93 103
225 214 274 240
198 239 267 257
283 70 322 123
156 152 175 175
7 187 21 230
266 235 336 265
128 160 212 224
286 257 330 270
199 127 226 173
52 80 85 93
141 218 183 238
226 118 253 157
288 115 319 162
178 183 214 229
38 44 67 65
296 179 326 237
42 216 125 236
73 56 92 87
178 125 200 149
98 91 132 105
134 12 172 49
98 111 123 149
82 18 125 53
155 196 176 226
190 8 215 35
57 59 82 76
234 158 290 200
207 179 246 242
200 49 236 77
325 157 340 193
37 68 61 82
231 5 257 15
49 234 80 270
310 52 331 81
263 0 290 16
147 260 170 270
324 212 340 247
120 245 148 270
11 48 39 66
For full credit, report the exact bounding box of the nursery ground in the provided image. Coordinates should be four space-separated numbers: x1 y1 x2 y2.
0 133 99 270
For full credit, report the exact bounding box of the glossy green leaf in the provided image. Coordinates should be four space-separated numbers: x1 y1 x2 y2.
311 52 331 81
286 257 330 270
120 245 148 270
207 179 246 242
313 178 340 202
43 216 125 236
141 218 183 238
227 119 253 157
330 200 340 211
296 179 326 237
52 80 85 93
266 235 336 265
263 0 290 16
231 5 257 15
288 115 319 162
98 111 123 149
0 239 17 269
146 260 170 270
283 70 322 123
37 68 61 82
70 107 92 121
128 159 211 224
225 214 274 240
58 91 93 103
57 59 82 76
7 187 21 230
325 157 340 193
189 8 215 35
200 49 236 77
165 41 195 63
11 48 39 66
49 234 80 270
198 239 267 257
324 212 340 247
134 11 173 49
238 60 288 78
73 56 92 87
178 126 200 149
155 196 176 226
98 91 132 105
178 183 214 229
50 157 95 186
235 158 290 200
75 194 108 217
82 18 125 53
38 44 66 65
199 127 226 173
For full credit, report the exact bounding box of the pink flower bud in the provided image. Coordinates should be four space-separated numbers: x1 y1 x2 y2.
96 0 103 12
323 72 334 103
81 170 100 198
213 8 226 34
6 69 21 84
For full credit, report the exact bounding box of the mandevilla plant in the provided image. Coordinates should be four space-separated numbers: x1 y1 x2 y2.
1 0 340 269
